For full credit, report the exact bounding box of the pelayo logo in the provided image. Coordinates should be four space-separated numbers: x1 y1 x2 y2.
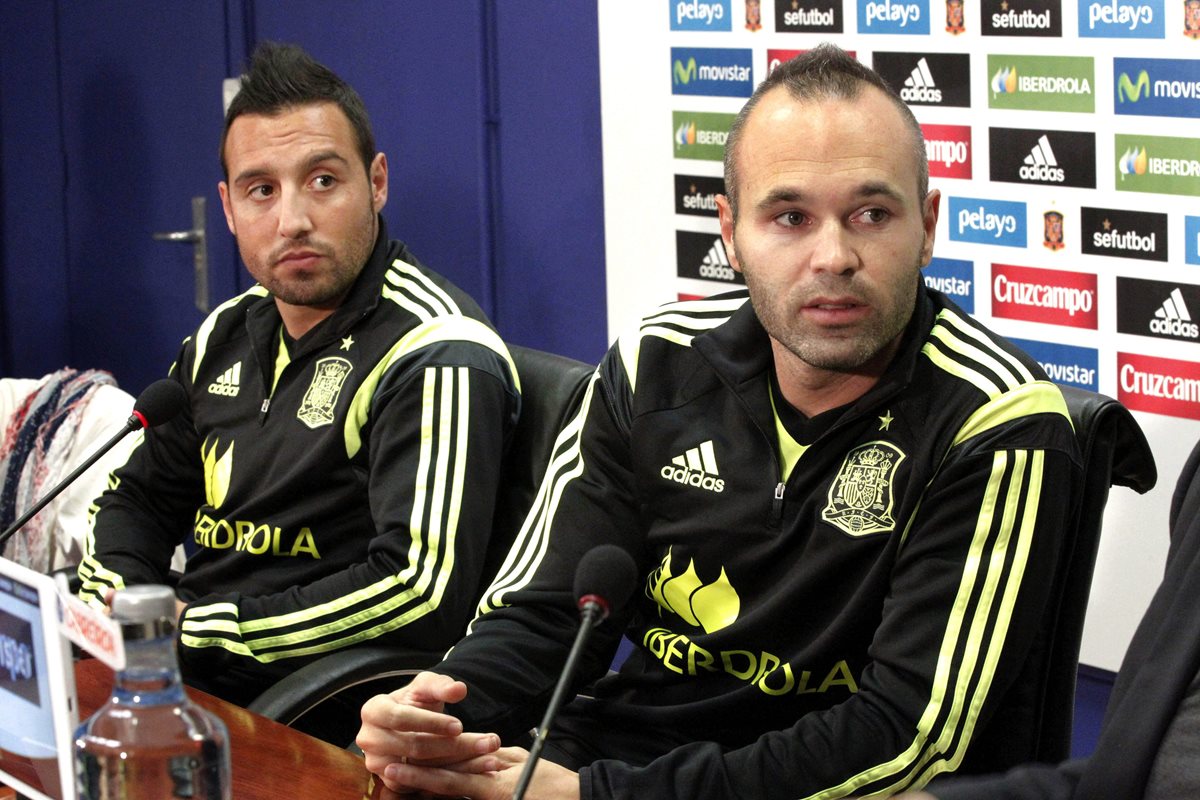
858 0 931 33
1079 0 1163 36
949 196 1027 248
987 54 1095 112
1114 58 1200 119
1115 134 1200 197
670 0 733 30
1187 216 1200 266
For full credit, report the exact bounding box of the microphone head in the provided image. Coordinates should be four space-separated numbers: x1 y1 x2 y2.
131 378 189 429
574 544 639 619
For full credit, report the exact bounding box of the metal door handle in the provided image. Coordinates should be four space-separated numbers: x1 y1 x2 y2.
153 195 209 313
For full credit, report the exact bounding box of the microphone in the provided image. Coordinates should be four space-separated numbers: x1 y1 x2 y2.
512 544 638 800
0 378 188 551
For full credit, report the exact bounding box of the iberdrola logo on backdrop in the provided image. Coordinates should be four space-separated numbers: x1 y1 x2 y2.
647 547 741 634
201 437 234 509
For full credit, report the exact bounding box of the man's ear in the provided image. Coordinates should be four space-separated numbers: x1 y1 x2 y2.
920 189 941 267
369 152 388 213
716 194 741 272
218 182 236 235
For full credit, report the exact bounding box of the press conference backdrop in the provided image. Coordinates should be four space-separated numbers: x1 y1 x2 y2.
598 0 1200 670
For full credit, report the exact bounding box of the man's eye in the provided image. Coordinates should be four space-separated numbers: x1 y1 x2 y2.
313 175 336 190
249 185 273 199
778 211 805 226
861 208 890 224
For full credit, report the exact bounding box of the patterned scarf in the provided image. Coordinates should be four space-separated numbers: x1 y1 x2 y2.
0 368 117 571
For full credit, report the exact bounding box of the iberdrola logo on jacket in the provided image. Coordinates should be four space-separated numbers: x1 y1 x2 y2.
201 436 234 509
647 547 740 634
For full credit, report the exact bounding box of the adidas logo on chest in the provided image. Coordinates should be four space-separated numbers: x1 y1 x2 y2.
209 361 242 397
660 439 725 493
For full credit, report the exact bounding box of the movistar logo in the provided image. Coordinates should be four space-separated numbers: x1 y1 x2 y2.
674 57 698 85
1118 70 1151 102
201 437 234 510
648 548 740 633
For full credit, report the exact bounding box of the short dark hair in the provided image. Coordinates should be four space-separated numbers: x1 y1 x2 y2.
722 42 928 219
219 42 376 179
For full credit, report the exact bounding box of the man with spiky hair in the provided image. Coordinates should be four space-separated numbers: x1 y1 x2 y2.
357 43 1082 800
78 42 519 713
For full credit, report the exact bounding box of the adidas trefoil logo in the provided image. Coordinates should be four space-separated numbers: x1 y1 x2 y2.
660 439 725 493
900 58 942 103
208 361 242 397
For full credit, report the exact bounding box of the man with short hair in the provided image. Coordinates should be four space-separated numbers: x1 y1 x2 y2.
78 42 519 708
356 44 1079 799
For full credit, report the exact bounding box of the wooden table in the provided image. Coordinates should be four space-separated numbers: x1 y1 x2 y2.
11 659 383 799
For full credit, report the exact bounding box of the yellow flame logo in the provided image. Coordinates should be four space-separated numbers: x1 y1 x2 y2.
201 438 234 510
648 548 740 634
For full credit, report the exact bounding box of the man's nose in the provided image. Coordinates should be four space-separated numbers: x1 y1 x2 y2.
277 188 313 239
809 221 857 275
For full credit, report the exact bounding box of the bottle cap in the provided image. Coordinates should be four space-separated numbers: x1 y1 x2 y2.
112 585 177 640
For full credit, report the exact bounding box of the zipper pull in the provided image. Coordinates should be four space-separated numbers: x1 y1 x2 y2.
259 397 270 424
771 481 785 525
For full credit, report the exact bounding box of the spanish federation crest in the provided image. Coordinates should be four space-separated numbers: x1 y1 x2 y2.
297 357 353 429
822 441 906 537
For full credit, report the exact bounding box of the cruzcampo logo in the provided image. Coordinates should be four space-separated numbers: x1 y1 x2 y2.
648 548 741 633
987 54 1094 112
672 110 735 161
1115 134 1200 196
201 437 234 509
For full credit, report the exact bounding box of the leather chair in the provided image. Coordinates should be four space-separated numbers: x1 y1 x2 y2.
962 385 1157 772
246 345 594 742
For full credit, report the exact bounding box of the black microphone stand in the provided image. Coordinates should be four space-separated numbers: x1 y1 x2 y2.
511 600 606 800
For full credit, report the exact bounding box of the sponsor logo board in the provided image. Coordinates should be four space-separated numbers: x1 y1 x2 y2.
1115 134 1200 197
1187 216 1200 266
1079 0 1164 36
987 54 1095 112
982 0 1063 35
1007 337 1100 390
1116 277 1200 341
767 49 806 75
671 48 754 97
857 0 931 33
676 230 745 284
673 111 735 161
670 0 734 30
1118 352 1200 420
875 51 971 106
949 196 1027 248
1114 58 1200 119
991 263 1099 329
675 174 726 218
989 128 1097 188
923 124 972 179
774 0 844 31
1081 206 1168 261
924 257 975 312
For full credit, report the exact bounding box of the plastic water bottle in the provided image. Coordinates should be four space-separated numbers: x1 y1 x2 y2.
74 585 231 799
